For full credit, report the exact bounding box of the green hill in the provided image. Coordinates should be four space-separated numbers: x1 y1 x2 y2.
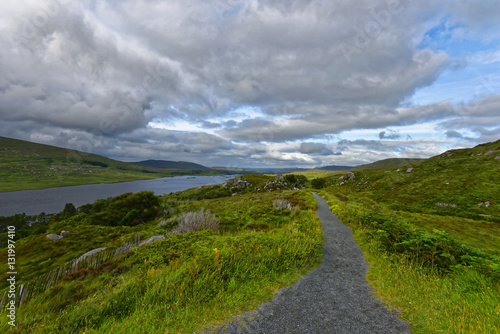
0 136 217 192
132 159 212 171
316 140 500 333
353 158 424 170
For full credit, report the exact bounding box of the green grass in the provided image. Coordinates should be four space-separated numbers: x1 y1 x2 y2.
355 228 499 334
317 139 500 334
0 136 218 192
0 176 323 333
352 158 424 170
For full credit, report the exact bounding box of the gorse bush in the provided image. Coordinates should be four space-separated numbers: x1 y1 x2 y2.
173 209 220 234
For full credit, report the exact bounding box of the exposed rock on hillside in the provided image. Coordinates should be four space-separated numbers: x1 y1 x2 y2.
46 234 63 241
345 172 355 180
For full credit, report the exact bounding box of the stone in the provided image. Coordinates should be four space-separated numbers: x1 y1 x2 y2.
344 172 355 180
496 156 500 160
478 202 483 207
406 168 413 173
485 201 491 208
140 235 165 246
485 150 500 156
46 234 63 241
60 230 70 237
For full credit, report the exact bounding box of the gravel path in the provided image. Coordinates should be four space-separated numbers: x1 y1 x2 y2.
203 192 411 334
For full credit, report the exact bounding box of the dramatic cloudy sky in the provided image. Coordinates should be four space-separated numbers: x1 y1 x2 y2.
1 0 499 168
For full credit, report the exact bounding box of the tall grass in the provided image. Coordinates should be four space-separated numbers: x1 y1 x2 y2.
0 190 323 334
321 191 500 333
356 229 499 334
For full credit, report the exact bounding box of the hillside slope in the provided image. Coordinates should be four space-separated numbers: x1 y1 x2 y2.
353 158 424 170
0 136 215 192
133 159 212 171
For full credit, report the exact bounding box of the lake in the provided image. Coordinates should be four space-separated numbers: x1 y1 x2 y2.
0 175 233 216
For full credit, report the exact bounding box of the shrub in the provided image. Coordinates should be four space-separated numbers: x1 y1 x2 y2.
311 178 327 189
173 209 220 234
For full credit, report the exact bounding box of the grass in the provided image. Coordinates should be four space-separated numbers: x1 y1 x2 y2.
1 139 499 333
317 140 500 334
0 176 323 333
354 228 500 334
0 136 218 192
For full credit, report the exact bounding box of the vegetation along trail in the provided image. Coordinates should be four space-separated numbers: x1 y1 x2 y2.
205 193 411 333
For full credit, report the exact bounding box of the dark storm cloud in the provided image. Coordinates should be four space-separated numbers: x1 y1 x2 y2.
445 130 463 139
379 130 402 140
298 142 334 156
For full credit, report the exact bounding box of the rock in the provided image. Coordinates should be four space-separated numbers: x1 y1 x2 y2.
344 172 355 180
478 202 483 207
46 234 63 241
338 176 344 180
75 247 107 262
396 169 400 172
445 182 450 185
485 201 491 208
496 156 500 160
60 230 70 237
406 168 413 173
140 235 165 246
485 150 500 156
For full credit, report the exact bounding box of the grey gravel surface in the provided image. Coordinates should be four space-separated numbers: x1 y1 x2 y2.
202 192 411 334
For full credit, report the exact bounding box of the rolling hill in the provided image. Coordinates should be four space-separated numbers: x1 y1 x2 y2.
0 136 218 192
352 158 424 170
132 160 212 171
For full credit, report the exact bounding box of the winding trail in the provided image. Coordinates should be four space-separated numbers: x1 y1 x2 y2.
205 192 411 334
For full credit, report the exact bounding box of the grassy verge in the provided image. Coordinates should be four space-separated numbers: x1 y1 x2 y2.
319 191 500 333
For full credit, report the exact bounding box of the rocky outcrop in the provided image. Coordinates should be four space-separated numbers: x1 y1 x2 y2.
406 168 413 173
485 150 500 156
60 230 70 237
477 201 491 208
225 177 251 189
46 234 63 241
344 172 355 180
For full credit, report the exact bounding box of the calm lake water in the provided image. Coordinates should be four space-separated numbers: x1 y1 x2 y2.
0 175 233 216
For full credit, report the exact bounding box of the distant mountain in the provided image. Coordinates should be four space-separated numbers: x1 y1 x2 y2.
133 160 212 171
353 158 424 170
313 165 354 171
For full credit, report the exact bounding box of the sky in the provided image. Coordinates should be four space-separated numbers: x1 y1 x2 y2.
1 0 499 168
